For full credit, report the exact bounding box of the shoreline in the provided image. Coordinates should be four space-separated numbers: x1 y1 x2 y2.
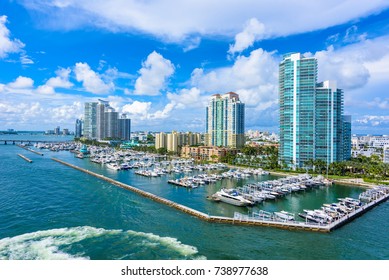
226 164 379 188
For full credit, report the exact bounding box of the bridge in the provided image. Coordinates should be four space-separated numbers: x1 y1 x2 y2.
0 139 73 145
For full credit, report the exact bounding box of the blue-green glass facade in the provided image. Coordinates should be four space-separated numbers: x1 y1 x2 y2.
279 53 350 169
279 53 317 168
205 92 245 148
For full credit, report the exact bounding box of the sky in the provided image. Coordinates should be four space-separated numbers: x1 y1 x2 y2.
1 0 389 134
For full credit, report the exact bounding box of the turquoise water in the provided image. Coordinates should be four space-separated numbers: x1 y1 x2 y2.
0 135 388 260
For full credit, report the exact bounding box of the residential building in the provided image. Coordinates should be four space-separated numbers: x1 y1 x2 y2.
75 119 83 138
83 100 130 141
155 132 167 150
342 115 352 160
384 145 389 164
84 102 97 139
155 131 202 153
54 126 61 135
205 92 245 148
104 107 119 139
118 114 131 141
181 146 238 162
279 52 351 168
96 99 109 140
315 81 343 164
62 128 69 135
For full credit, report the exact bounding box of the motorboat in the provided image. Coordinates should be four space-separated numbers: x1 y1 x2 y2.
106 163 121 171
274 210 295 221
213 188 254 207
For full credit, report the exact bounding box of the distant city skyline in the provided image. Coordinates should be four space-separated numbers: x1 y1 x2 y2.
1 1 389 134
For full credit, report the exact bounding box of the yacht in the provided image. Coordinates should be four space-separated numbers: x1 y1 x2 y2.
106 163 121 171
274 211 295 221
214 188 254 207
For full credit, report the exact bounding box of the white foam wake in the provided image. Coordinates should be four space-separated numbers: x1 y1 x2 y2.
0 226 205 260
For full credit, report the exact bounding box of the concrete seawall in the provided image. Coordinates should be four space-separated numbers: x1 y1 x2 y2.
51 158 389 233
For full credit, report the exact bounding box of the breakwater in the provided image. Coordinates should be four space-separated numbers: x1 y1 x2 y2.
17 154 32 163
51 158 389 233
16 144 44 156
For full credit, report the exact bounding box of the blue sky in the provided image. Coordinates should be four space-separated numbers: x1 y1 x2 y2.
1 0 389 134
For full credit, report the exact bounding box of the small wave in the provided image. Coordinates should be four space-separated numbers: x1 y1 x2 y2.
0 226 205 260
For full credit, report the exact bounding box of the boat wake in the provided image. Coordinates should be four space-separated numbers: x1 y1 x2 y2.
0 226 205 260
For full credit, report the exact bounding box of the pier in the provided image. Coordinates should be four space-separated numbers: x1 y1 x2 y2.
52 157 389 233
18 154 32 163
1 139 72 145
16 144 44 156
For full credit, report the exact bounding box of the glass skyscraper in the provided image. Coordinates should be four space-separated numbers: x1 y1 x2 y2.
83 102 97 139
83 100 131 141
205 92 245 148
279 53 351 168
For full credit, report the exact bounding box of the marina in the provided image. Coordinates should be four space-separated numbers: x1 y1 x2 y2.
1 138 389 260
16 144 44 156
51 157 389 233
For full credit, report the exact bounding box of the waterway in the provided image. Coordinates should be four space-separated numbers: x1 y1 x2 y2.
0 134 388 260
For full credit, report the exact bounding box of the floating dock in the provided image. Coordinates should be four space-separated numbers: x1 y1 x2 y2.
16 144 44 156
52 157 389 233
18 154 32 163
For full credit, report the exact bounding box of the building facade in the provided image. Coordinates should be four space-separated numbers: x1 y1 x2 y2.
84 102 97 139
384 145 389 164
83 100 130 141
155 131 202 153
75 119 83 138
118 114 131 141
181 146 238 162
205 92 245 148
279 53 351 168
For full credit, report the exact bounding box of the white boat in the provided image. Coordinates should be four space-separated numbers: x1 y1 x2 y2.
214 188 254 207
274 210 295 221
106 163 121 171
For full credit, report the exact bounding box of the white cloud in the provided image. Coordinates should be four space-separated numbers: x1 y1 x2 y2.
74 62 114 94
20 54 34 65
191 48 279 108
122 101 152 120
19 1 389 43
134 51 174 96
46 67 73 88
49 101 83 122
36 84 55 94
228 18 265 55
343 25 367 43
0 15 25 58
312 35 389 91
167 87 205 109
7 76 34 89
355 115 389 127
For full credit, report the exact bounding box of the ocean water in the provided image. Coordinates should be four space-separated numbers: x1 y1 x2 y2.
0 135 388 260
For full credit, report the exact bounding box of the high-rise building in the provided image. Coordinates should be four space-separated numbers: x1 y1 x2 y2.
205 92 245 148
83 100 130 141
279 53 317 168
104 107 119 139
279 53 351 168
155 132 167 150
84 102 97 139
342 115 352 161
75 119 83 138
118 114 131 141
96 99 109 140
155 131 201 153
315 81 343 164
384 145 389 164
54 126 61 135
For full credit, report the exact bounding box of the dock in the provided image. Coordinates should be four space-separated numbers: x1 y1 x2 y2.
16 144 44 156
18 154 33 163
52 157 389 233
